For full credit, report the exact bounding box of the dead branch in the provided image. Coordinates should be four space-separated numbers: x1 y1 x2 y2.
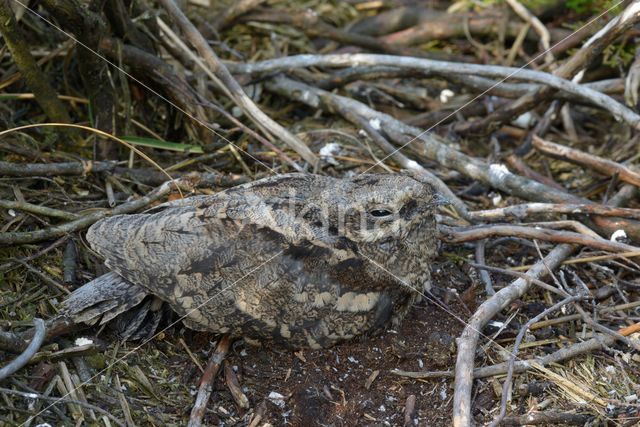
0 158 247 186
452 244 575 427
0 0 70 123
229 54 640 128
210 0 265 31
224 361 249 409
0 177 195 246
319 92 470 220
533 135 640 188
0 318 46 380
265 75 640 241
440 224 639 253
375 9 573 49
0 386 125 427
0 200 79 221
188 335 231 427
0 159 118 176
453 0 640 135
489 295 582 427
241 9 463 61
391 330 618 380
500 411 592 426
469 202 640 222
98 36 207 124
474 241 495 295
158 0 318 167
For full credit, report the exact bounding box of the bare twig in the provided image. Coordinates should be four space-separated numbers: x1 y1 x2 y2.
392 330 618 380
210 0 265 31
454 0 640 134
533 135 640 188
500 411 592 426
0 386 125 427
0 177 195 246
505 0 553 65
319 92 469 219
265 75 640 242
0 159 118 176
489 295 582 427
242 9 461 61
229 53 640 128
474 241 495 296
468 263 565 296
224 361 249 409
0 318 46 380
0 199 79 221
452 244 575 427
157 0 318 166
188 335 231 427
440 224 640 253
469 202 640 222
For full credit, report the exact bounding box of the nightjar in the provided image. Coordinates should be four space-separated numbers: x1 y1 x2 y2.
64 173 444 349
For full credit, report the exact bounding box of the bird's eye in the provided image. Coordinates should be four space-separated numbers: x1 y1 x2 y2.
369 209 393 218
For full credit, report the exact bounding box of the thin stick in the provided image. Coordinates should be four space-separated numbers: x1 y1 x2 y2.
393 328 617 380
0 386 125 427
0 177 194 245
0 200 79 220
228 53 640 128
0 159 118 176
489 295 582 427
533 135 640 188
474 241 495 296
321 93 469 219
440 224 640 253
452 244 575 427
188 335 231 427
0 318 46 380
469 202 640 222
157 0 318 166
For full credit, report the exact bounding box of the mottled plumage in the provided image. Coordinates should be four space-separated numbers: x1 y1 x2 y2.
64 173 442 349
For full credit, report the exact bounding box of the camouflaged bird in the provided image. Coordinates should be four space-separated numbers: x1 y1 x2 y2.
63 173 443 349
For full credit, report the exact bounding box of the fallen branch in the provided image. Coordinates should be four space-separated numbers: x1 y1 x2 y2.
0 386 125 427
501 411 593 426
440 224 640 253
0 159 118 176
0 200 79 221
453 0 640 134
468 202 640 222
0 318 46 381
158 0 318 166
0 177 195 246
265 75 640 241
229 53 640 128
318 92 470 220
533 135 640 188
391 331 618 380
242 9 462 61
188 335 231 427
452 244 575 427
489 295 583 427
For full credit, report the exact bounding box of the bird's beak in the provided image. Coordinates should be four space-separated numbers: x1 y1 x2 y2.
429 193 450 208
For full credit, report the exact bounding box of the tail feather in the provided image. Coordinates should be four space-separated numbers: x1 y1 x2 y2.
112 298 166 341
63 272 148 325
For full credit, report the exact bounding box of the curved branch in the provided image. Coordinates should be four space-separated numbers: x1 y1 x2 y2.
228 53 640 129
0 318 46 380
440 224 640 253
452 244 575 427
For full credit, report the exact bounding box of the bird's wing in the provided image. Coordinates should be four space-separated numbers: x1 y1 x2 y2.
86 190 355 312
